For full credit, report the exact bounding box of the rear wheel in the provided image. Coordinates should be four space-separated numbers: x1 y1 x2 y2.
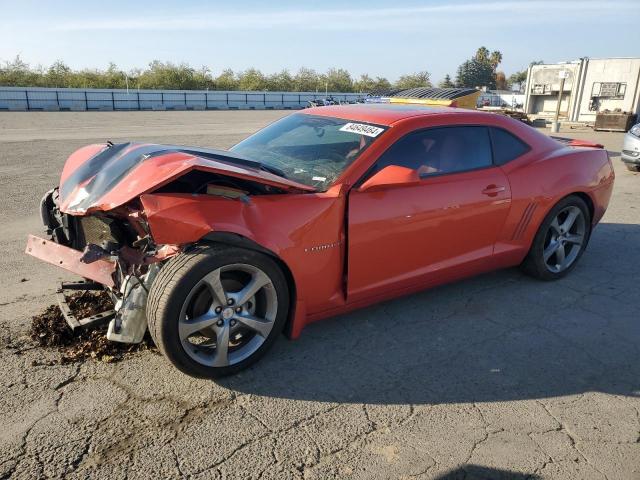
625 163 640 172
147 245 289 378
521 195 591 280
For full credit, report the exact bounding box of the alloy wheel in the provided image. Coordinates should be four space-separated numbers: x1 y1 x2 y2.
542 206 586 273
178 263 278 367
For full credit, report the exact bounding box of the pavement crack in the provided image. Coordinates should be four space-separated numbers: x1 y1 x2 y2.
190 404 342 476
171 444 186 478
536 400 610 480
361 403 375 429
53 364 81 390
238 403 274 433
9 392 62 478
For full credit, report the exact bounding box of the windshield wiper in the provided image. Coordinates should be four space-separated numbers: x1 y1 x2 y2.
256 163 288 178
180 147 288 179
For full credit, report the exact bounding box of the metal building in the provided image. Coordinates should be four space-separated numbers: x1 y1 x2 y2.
524 57 640 123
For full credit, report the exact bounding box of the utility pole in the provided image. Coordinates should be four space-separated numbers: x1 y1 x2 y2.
551 70 568 133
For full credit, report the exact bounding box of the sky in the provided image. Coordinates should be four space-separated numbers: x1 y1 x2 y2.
1 0 639 82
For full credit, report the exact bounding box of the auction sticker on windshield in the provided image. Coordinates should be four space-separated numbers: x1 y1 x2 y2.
339 123 385 137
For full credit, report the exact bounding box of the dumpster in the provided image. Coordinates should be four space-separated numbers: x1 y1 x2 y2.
594 111 637 132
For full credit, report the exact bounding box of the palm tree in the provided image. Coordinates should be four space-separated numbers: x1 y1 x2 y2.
489 51 503 71
475 47 490 63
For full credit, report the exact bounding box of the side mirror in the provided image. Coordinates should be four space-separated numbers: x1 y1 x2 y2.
357 165 421 193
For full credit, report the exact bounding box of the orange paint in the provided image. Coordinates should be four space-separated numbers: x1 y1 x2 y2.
29 105 615 339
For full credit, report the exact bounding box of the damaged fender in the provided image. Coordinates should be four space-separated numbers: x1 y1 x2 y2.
139 188 347 338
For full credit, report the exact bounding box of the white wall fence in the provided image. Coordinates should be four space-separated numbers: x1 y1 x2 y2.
0 87 366 111
477 91 526 109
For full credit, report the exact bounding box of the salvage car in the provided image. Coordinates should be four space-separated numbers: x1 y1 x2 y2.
26 104 615 377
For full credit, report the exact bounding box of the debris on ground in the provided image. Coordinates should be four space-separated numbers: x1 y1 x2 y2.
30 290 156 364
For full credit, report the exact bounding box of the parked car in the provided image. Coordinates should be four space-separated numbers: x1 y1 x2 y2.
622 123 640 172
27 104 615 378
306 96 339 108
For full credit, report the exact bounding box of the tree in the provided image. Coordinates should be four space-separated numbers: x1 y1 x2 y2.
394 71 431 90
45 60 72 88
354 74 392 93
215 69 238 90
320 68 353 93
474 47 490 63
455 59 495 89
0 58 432 93
438 74 455 88
495 71 508 90
265 69 293 91
293 67 319 92
135 61 215 90
508 70 527 92
489 51 503 71
372 76 392 92
353 73 375 93
0 55 43 87
474 47 502 71
193 66 215 90
456 47 503 90
103 62 126 89
508 61 543 92
237 68 266 91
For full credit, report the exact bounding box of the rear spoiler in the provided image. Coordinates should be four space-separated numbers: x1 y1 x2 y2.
551 136 604 149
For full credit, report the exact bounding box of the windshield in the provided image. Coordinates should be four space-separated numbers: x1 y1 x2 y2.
230 114 385 190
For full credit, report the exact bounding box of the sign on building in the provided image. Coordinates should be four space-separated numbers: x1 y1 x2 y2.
592 82 626 99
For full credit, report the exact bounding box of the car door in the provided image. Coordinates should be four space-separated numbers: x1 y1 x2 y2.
347 125 512 302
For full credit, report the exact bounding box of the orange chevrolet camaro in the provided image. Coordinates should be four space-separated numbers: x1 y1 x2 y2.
27 104 615 377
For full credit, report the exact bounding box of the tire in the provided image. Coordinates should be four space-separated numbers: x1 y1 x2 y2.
520 195 591 281
625 163 640 172
147 245 290 378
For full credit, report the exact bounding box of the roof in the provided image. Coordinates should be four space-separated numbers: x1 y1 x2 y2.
485 89 524 95
300 103 465 126
382 87 479 100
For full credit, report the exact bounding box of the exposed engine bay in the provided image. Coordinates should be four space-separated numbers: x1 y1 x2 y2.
38 186 170 343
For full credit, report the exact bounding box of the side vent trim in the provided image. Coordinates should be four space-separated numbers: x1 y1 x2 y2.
512 202 538 240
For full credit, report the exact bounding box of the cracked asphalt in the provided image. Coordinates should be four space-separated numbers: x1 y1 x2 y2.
0 111 638 480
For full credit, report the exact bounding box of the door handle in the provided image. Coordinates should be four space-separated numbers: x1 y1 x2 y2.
482 184 506 197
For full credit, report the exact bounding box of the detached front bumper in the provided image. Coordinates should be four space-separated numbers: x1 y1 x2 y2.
25 234 116 287
27 187 181 344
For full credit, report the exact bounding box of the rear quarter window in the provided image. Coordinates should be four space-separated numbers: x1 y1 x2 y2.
490 127 530 165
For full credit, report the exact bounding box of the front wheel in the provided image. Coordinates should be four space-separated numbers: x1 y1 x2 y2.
147 245 290 378
521 195 591 281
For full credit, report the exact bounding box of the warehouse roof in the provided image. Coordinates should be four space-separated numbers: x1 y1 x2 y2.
371 87 479 100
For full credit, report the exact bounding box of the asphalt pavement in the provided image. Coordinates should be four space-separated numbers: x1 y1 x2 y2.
0 111 638 479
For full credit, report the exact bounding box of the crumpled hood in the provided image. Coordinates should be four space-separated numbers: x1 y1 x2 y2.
58 142 315 214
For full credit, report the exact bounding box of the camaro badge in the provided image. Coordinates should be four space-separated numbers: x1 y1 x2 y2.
304 241 342 253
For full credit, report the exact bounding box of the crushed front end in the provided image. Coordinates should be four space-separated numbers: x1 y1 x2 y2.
25 141 313 345
27 187 179 343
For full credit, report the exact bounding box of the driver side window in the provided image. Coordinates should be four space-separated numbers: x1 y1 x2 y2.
371 126 493 178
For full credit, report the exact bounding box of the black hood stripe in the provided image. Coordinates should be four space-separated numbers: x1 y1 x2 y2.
59 143 271 212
